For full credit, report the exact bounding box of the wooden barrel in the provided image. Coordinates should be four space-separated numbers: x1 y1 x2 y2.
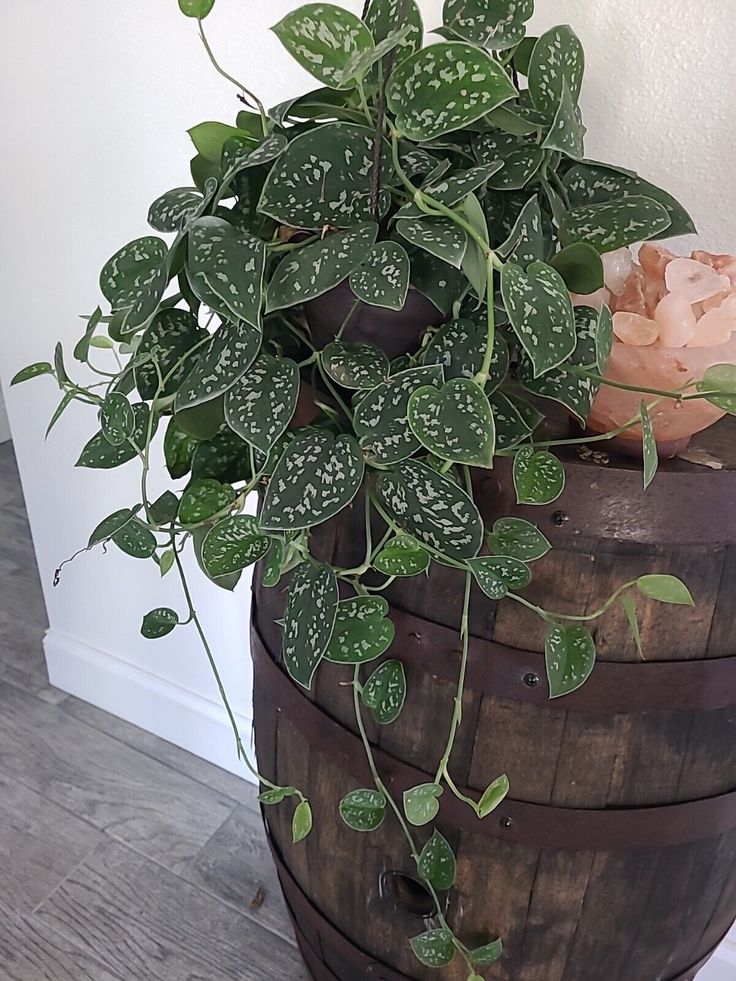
251 417 736 981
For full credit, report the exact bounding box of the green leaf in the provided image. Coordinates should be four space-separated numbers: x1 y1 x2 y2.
178 478 236 525
561 196 672 254
292 799 313 843
424 163 506 207
418 829 455 891
696 363 736 414
513 446 565 505
11 361 53 385
88 508 136 548
260 430 365 531
410 928 455 968
423 319 509 394
260 124 391 229
498 194 545 269
99 236 167 332
259 786 297 805
283 562 339 688
141 607 179 639
373 535 430 577
469 939 504 966
621 592 644 659
112 517 157 559
100 392 135 447
338 25 413 85
376 459 483 561
150 491 179 525
74 307 103 363
528 25 585 113
175 321 262 413
148 187 203 233
636 575 694 606
551 243 604 295
325 595 395 664
201 515 269 578
354 365 444 465
442 0 533 50
490 392 532 450
545 624 596 698
488 517 551 562
477 774 509 817
473 132 545 190
408 377 495 467
641 401 658 490
396 216 468 270
362 659 406 724
89 336 114 350
159 550 175 577
408 246 466 315
261 539 285 588
387 42 517 142
221 133 288 179
364 0 423 67
272 3 374 89
187 217 265 329
135 308 206 401
267 223 378 312
224 354 299 454
179 0 215 18
542 79 585 158
501 261 576 377
349 242 409 311
188 121 256 164
76 403 154 470
322 341 389 390
403 783 443 827
467 555 531 600
339 789 387 832
164 418 196 479
596 304 614 376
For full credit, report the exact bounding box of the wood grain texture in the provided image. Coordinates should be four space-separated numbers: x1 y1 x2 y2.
0 911 124 981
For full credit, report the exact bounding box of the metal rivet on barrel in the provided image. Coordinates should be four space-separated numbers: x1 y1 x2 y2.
552 511 569 527
523 672 540 688
500 816 514 830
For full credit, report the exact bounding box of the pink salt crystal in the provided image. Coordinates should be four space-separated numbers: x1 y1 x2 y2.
639 242 675 280
612 311 659 346
602 248 633 296
665 258 727 303
692 250 736 288
570 287 611 312
654 292 697 347
688 297 736 348
611 264 648 317
644 276 666 318
701 290 732 314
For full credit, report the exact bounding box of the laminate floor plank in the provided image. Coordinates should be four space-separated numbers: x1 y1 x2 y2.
0 910 124 981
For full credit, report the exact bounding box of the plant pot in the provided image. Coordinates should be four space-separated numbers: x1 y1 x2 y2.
251 416 736 981
303 279 446 359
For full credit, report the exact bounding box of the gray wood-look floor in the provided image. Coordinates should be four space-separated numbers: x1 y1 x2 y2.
0 442 309 981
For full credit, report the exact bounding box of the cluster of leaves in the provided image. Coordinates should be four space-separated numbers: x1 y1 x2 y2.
14 0 729 975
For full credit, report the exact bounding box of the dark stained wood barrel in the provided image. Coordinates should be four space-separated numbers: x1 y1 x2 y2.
251 417 736 981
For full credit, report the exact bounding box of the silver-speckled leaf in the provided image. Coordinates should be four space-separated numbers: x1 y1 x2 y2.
487 517 551 562
542 80 585 158
224 354 299 454
135 308 207 400
490 392 532 450
376 459 483 561
528 25 585 113
423 319 508 394
410 928 455 969
76 403 155 470
364 0 422 63
373 534 430 577
283 562 339 688
175 321 262 413
498 195 545 268
267 222 378 312
141 607 179 639
99 236 168 332
641 401 658 490
100 392 134 447
466 554 531 600
112 517 157 559
188 217 266 329
387 42 517 142
563 161 696 239
408 247 465 315
545 624 596 698
354 365 444 465
260 125 391 230
418 829 455 892
396 217 467 269
596 305 614 376
349 242 409 311
201 515 270 578
221 133 287 179
408 378 495 467
339 789 387 832
473 132 545 191
513 446 565 505
260 429 365 531
179 478 236 525
362 659 406 724
339 25 413 85
271 4 374 89
322 341 390 390
148 188 203 233
560 195 671 253
442 0 533 50
325 595 395 664
501 261 576 377
423 163 505 207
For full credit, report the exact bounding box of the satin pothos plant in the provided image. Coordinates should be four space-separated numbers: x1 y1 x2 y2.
15 0 732 975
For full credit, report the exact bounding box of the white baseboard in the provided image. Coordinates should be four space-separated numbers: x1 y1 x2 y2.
44 629 256 781
698 931 736 979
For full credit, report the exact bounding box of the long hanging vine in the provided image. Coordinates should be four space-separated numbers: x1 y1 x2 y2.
14 0 731 975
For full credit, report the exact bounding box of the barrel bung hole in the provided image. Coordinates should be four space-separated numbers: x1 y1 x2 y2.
381 871 434 918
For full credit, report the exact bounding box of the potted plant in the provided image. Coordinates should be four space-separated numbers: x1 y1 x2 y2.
13 0 736 978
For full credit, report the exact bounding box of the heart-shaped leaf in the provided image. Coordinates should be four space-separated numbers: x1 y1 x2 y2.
528 25 585 113
135 308 207 400
376 459 483 561
325 595 395 664
99 236 168 332
201 515 270 578
141 608 179 639
410 928 455 969
179 478 236 525
490 392 533 450
322 341 390 390
364 0 423 65
473 132 545 190
362 659 406 724
354 365 443 464
501 261 576 377
488 517 551 562
259 786 297 806
696 363 736 414
191 427 252 484
396 217 468 269
149 491 179 526
545 624 596 697
260 124 392 229
224 354 299 453
513 446 565 504
292 799 313 842
551 242 604 295
408 377 495 467
423 319 509 393
339 789 387 832
148 187 203 233
418 829 456 891
100 392 134 447
175 321 262 413
442 0 533 50
77 403 154 470
189 122 257 164
188 217 266 329
89 508 136 548
560 196 671 253
423 163 505 206
470 938 504 966
221 133 287 179
179 0 216 18
637 575 694 606
373 535 430 577
164 419 196 479
112 517 157 559
641 401 658 490
260 430 365 530
498 194 545 268
272 4 374 89
387 42 517 142
267 223 378 312
477 773 510 817
283 562 339 688
349 242 409 311
541 79 585 158
404 783 443 827
596 304 614 375
467 555 531 599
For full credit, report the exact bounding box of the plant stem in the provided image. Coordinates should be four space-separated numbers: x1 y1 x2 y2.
197 19 268 135
434 569 472 787
508 579 637 624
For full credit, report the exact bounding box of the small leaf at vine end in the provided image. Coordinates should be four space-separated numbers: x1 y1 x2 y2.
410 928 456 969
513 446 565 505
467 556 531 601
141 607 179 639
159 550 175 577
339 789 387 832
621 592 644 659
418 829 456 891
545 624 596 698
292 799 313 843
469 938 504 966
259 786 297 805
100 392 135 447
373 535 430 577
403 783 443 827
636 574 694 606
477 774 509 818
11 362 53 385
179 0 216 18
